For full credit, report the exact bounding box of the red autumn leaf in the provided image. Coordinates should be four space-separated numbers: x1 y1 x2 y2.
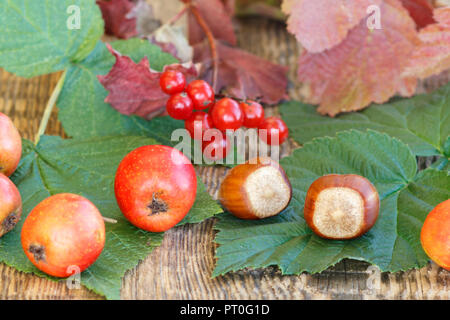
98 44 197 118
97 0 137 39
403 7 450 79
283 0 382 53
194 41 288 104
222 0 236 16
297 0 419 116
399 0 435 29
398 77 418 97
186 0 237 45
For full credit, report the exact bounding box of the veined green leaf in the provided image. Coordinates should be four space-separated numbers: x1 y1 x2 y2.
280 85 450 158
0 0 103 77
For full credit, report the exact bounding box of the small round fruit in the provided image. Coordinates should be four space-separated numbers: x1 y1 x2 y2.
202 132 230 162
421 199 450 270
304 174 379 240
0 112 22 177
0 174 22 238
185 111 214 140
166 92 194 120
186 80 215 110
258 117 289 146
219 157 292 219
21 193 105 278
240 100 265 128
115 145 197 232
160 70 186 95
211 98 244 131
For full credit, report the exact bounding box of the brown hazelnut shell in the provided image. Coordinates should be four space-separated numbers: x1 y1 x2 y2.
219 157 292 220
304 174 380 240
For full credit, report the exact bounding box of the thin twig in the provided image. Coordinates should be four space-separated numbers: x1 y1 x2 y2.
189 3 219 90
34 70 67 145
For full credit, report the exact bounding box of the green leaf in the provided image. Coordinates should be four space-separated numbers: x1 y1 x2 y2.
280 85 450 157
57 39 179 141
444 136 450 157
213 130 450 276
0 0 103 77
1 136 222 299
178 178 223 226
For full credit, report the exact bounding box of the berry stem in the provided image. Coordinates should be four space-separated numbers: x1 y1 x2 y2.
188 3 219 90
34 70 67 145
102 216 118 224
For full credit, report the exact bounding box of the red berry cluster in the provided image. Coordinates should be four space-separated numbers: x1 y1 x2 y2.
160 70 289 160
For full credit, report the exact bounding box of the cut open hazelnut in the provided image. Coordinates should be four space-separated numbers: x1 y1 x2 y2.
304 174 380 240
219 157 292 220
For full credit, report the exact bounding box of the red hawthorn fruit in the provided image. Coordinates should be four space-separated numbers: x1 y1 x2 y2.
0 112 22 177
21 194 105 278
115 145 197 232
0 174 22 238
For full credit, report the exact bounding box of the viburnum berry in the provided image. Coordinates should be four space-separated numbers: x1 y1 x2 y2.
159 70 186 95
211 98 244 131
166 92 194 120
258 116 289 146
186 80 215 110
240 100 265 128
184 111 214 140
202 132 230 162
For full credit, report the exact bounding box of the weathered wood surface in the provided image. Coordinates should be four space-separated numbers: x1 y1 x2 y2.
0 3 449 300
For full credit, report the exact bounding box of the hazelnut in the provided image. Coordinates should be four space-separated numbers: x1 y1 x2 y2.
304 174 380 239
219 157 292 219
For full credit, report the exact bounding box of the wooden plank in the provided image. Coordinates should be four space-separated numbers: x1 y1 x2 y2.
0 11 449 300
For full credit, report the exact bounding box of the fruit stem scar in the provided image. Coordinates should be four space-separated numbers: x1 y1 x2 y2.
2 212 19 232
29 244 46 263
148 193 168 215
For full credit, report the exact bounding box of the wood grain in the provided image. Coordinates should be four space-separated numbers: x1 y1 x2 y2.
0 6 449 300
